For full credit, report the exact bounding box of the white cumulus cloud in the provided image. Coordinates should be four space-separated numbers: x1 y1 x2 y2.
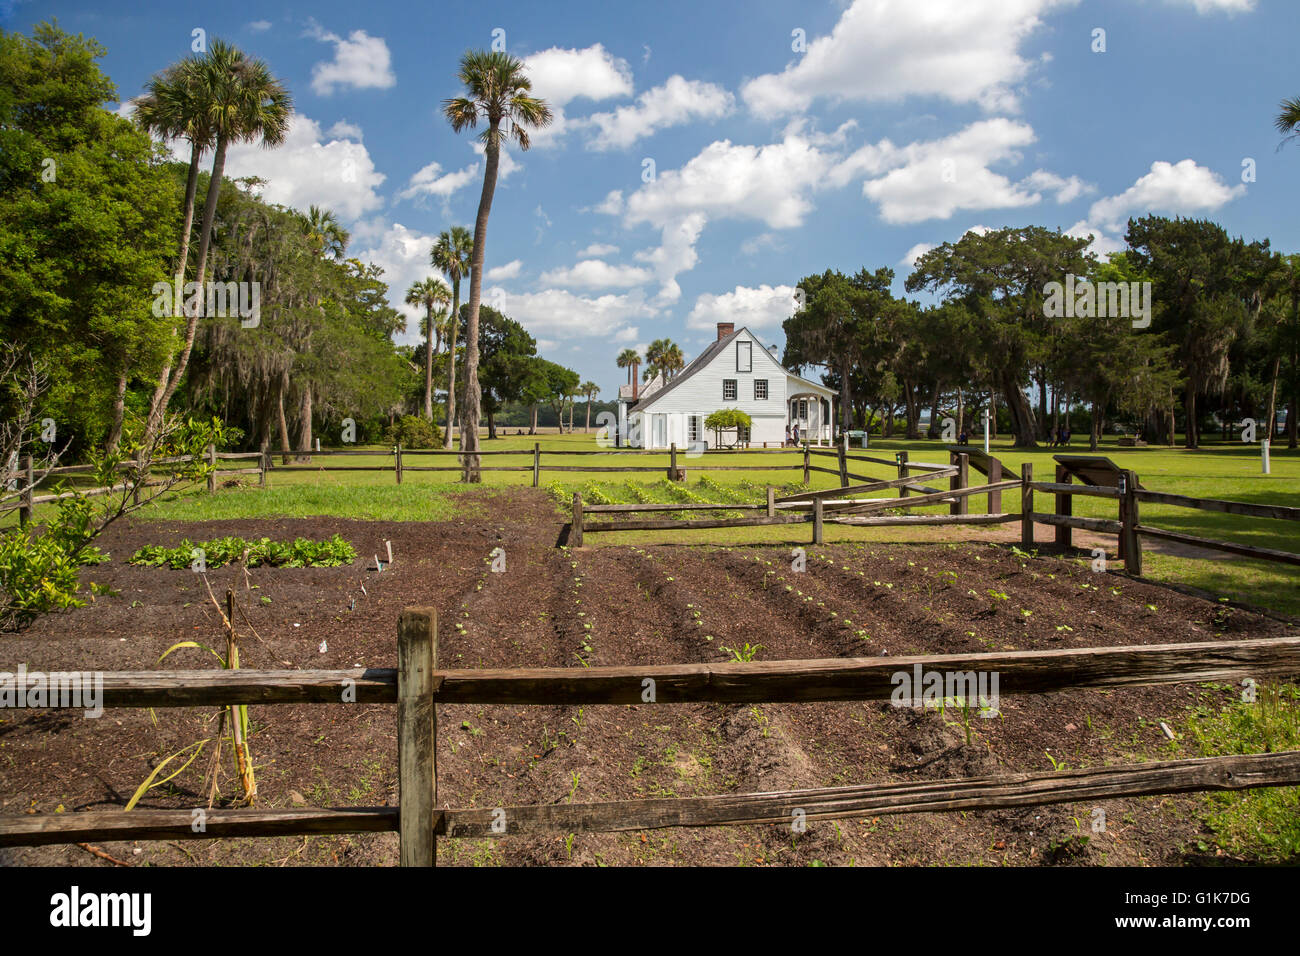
223 114 385 221
521 44 634 147
741 0 1075 117
308 25 396 96
540 259 653 289
579 76 734 150
1087 159 1246 232
486 260 523 281
687 284 798 331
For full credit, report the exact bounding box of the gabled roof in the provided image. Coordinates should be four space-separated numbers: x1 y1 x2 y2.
786 371 836 396
628 328 743 412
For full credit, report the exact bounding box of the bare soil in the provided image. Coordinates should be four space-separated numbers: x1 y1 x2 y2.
1 487 1293 867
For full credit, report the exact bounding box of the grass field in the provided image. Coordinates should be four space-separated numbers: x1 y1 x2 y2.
13 430 1300 615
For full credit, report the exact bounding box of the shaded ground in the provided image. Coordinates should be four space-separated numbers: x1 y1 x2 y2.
1 487 1294 867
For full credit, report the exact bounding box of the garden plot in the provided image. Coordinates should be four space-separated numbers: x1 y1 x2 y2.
1 487 1295 867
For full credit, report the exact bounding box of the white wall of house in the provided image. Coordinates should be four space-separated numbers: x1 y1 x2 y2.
628 327 834 449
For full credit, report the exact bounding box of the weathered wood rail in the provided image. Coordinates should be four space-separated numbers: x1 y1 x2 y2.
2 611 1297 863
1022 456 1300 574
12 447 264 526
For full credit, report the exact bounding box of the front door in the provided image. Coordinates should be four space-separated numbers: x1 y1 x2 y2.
653 414 667 449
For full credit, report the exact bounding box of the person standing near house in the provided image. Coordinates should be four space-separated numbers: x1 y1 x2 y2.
792 422 800 445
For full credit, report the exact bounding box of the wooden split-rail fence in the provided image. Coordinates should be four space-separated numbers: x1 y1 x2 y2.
11 446 265 527
571 442 1300 573
1 608 1298 865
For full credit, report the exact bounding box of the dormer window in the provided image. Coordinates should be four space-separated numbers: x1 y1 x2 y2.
736 340 751 372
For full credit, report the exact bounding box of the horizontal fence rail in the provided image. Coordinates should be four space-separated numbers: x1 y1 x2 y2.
8 750 1299 848
51 636 1300 709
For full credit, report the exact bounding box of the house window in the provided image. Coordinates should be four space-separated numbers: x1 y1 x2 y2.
736 340 752 372
738 423 751 444
797 399 808 419
723 379 737 401
688 415 700 442
754 379 768 400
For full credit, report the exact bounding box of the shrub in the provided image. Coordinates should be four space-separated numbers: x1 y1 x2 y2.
0 497 108 629
384 415 442 449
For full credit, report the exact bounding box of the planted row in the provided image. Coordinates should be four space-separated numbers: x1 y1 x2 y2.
129 534 357 570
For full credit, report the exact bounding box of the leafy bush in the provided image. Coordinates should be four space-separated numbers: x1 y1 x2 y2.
383 415 442 449
131 534 357 570
0 498 108 627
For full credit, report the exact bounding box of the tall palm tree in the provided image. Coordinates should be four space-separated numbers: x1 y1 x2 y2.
1275 95 1300 148
132 57 214 452
304 205 349 260
405 278 452 420
430 225 473 448
133 56 213 282
616 348 638 382
661 342 685 380
443 50 552 481
581 381 600 432
144 38 292 447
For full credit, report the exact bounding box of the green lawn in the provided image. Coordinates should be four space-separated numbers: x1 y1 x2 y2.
12 431 1300 615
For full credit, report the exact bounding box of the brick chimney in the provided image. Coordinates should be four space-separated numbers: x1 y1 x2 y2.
716 322 735 341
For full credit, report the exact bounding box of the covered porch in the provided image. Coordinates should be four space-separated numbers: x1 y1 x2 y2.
787 384 834 446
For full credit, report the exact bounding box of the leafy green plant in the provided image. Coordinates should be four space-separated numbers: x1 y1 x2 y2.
383 415 442 449
130 534 356 570
721 642 764 663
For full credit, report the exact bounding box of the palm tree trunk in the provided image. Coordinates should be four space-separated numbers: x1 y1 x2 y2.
443 282 460 448
145 136 228 450
461 135 501 482
423 304 435 420
1185 382 1198 449
530 405 538 434
177 141 203 278
585 396 593 433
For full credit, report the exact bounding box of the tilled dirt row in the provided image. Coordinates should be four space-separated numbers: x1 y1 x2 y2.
1 488 1292 867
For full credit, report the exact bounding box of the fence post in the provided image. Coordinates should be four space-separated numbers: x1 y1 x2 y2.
206 444 216 494
813 495 824 545
18 455 33 527
669 442 678 481
1122 470 1142 576
950 453 969 516
986 455 1003 514
802 443 810 485
897 451 909 498
532 442 540 488
1054 464 1072 549
837 434 848 487
572 492 584 548
766 485 775 517
396 443 403 485
259 451 267 488
1020 462 1033 548
397 607 437 867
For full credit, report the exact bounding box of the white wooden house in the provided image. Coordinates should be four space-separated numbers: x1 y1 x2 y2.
615 323 836 449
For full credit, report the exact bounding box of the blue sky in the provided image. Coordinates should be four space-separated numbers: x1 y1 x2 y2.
9 0 1300 396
